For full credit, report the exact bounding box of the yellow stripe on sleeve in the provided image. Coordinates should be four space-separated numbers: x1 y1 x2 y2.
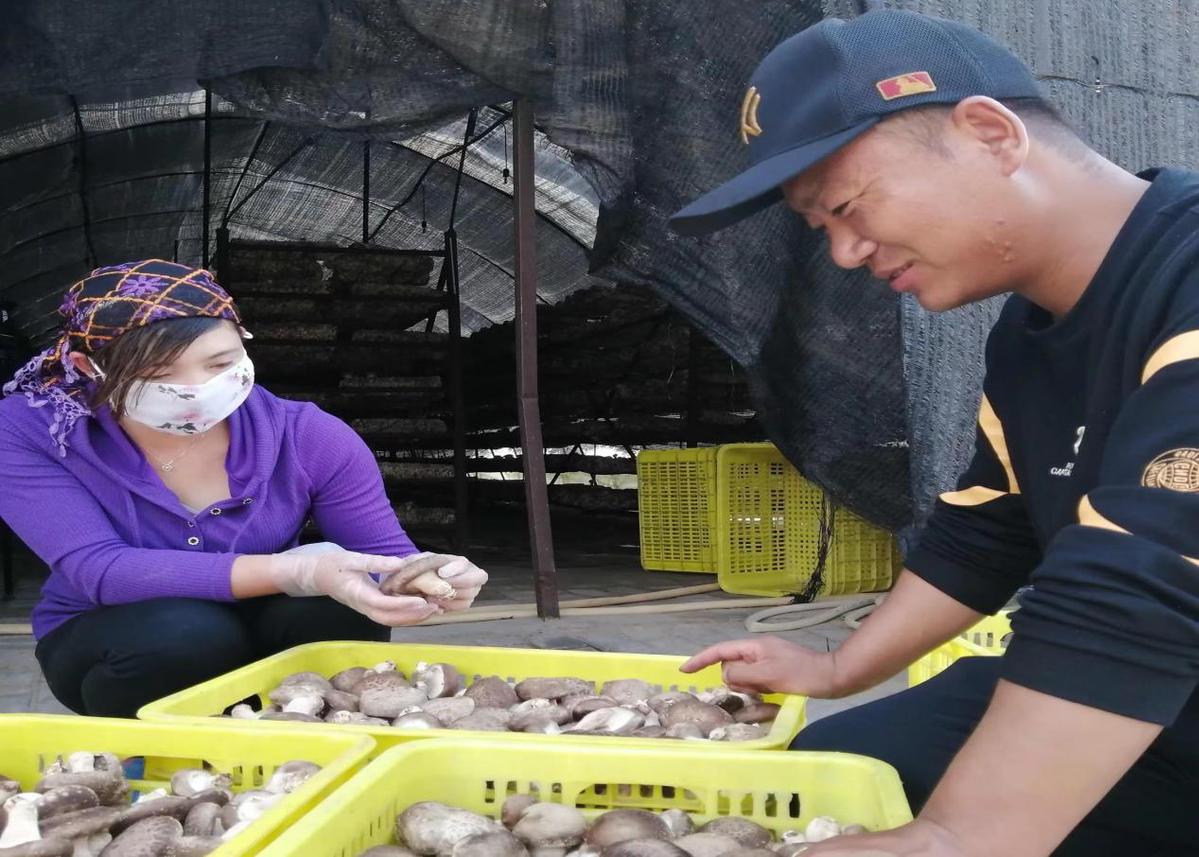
979 395 1020 494
1142 330 1199 384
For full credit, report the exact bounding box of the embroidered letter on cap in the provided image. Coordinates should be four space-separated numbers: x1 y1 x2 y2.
739 86 764 144
876 71 937 101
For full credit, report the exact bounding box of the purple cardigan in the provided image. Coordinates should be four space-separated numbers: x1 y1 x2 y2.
0 386 419 639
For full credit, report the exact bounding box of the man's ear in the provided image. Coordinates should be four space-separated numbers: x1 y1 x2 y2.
950 96 1029 176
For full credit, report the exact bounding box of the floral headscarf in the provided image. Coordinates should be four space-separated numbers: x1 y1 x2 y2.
2 259 241 456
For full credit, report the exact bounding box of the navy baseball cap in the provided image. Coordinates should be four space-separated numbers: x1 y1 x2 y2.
669 10 1044 236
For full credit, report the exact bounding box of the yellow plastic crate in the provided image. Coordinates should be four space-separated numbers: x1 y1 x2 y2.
259 740 913 857
140 641 805 754
716 444 900 597
637 446 720 572
0 714 374 856
907 612 1012 686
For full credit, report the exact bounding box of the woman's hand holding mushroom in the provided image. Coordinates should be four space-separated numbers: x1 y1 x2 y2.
268 545 443 627
377 552 488 613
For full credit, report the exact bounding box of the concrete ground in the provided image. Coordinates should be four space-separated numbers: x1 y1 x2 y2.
0 508 907 721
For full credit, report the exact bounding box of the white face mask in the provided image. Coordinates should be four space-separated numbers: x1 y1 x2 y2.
120 353 255 435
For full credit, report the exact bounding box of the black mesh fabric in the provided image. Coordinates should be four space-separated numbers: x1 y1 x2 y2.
3 0 1184 535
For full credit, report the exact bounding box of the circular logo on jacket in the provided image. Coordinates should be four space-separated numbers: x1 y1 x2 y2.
1143 448 1199 491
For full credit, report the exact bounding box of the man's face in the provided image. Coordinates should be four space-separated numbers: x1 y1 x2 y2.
781 115 1023 311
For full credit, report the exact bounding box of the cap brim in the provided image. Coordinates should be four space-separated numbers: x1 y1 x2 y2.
668 119 879 236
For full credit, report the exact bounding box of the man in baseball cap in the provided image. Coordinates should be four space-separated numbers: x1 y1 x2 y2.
679 9 1199 856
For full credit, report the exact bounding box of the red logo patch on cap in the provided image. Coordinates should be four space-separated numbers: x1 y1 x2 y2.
876 71 937 101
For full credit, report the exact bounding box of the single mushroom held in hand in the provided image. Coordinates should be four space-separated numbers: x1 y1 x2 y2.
378 557 457 600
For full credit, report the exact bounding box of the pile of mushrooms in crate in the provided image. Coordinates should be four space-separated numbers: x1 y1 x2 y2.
360 798 868 856
231 663 780 741
0 752 320 856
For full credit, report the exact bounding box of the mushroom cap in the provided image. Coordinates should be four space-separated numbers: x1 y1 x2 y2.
658 809 694 838
170 770 232 799
597 839 689 856
111 795 192 834
646 692 696 715
101 815 183 857
733 703 781 725
360 848 419 857
392 712 443 730
422 697 475 726
268 684 329 706
569 708 644 735
449 710 510 732
598 679 654 706
662 723 705 741
0 839 74 857
359 686 429 720
351 671 413 697
185 789 233 807
803 816 841 842
38 805 123 839
697 817 772 848
258 711 323 723
413 663 465 700
281 695 326 717
35 785 99 820
325 710 390 726
265 761 321 795
570 697 620 719
395 802 503 854
660 700 733 737
584 810 671 848
279 671 333 692
35 772 126 805
329 667 370 693
183 802 223 837
322 689 360 712
501 796 539 830
514 678 593 702
670 833 741 857
450 829 530 856
511 803 587 849
713 850 776 857
171 835 224 856
509 700 571 730
463 677 519 709
706 724 766 743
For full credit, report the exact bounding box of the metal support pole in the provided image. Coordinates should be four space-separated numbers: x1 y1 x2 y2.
686 326 702 448
214 227 231 285
512 98 559 618
202 88 212 267
444 230 469 553
362 140 371 244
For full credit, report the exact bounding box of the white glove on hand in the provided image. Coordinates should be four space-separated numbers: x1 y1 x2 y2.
378 552 488 613
269 542 442 627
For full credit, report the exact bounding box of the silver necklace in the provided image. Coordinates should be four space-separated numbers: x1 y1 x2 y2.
147 431 208 472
